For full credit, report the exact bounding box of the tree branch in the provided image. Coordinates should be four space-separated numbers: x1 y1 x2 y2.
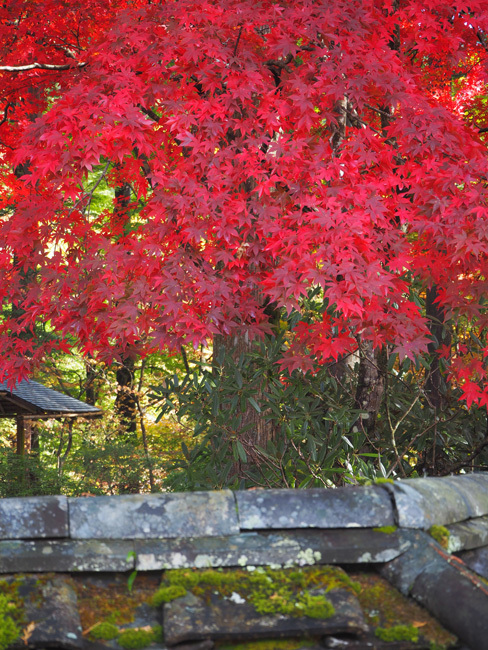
0 61 86 72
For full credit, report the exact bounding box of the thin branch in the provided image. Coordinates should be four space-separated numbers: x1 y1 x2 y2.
138 104 161 123
0 61 87 72
233 25 244 57
0 102 13 128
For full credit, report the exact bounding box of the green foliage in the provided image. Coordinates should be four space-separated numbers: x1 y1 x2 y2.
375 624 419 643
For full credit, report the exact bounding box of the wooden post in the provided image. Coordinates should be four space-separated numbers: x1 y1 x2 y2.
16 416 25 455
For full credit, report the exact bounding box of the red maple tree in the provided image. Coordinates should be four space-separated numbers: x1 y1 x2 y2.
0 0 488 406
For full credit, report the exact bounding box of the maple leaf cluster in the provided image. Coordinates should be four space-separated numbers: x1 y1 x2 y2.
0 0 488 404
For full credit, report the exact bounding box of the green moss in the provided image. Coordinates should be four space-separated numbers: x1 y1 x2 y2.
89 621 120 640
159 566 357 620
376 624 419 643
374 477 394 485
151 584 187 607
118 626 162 650
0 580 23 650
429 525 450 550
373 526 398 534
217 640 313 650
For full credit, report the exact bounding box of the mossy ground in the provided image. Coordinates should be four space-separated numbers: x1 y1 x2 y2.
0 579 24 650
351 572 457 648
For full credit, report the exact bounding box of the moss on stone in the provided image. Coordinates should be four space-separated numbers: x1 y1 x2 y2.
429 525 450 550
217 639 315 650
373 526 398 534
351 572 457 648
375 624 419 643
118 626 162 649
0 579 24 650
374 477 394 485
151 584 187 607
89 621 120 640
158 566 360 620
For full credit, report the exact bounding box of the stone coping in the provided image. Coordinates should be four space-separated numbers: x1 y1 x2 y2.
0 474 486 546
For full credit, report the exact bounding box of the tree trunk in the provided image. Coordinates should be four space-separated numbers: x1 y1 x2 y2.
354 341 387 441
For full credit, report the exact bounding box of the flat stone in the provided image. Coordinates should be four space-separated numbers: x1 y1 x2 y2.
458 546 488 580
445 515 488 552
163 588 367 646
0 495 68 539
385 475 488 529
235 487 394 530
135 529 410 571
0 539 135 573
5 574 83 649
69 491 239 539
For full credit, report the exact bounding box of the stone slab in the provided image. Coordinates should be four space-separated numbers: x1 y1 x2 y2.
135 529 410 571
458 546 488 580
163 588 367 646
412 557 488 650
5 574 83 649
235 487 394 530
385 475 488 529
69 491 239 539
445 515 488 552
379 531 446 596
0 495 68 539
0 539 135 573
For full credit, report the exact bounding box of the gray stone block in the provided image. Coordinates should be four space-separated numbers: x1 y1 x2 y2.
0 539 135 573
412 557 488 650
458 546 488 580
135 528 410 571
442 474 488 518
69 491 239 539
0 495 68 539
235 487 394 530
445 515 488 552
5 574 83 649
385 478 473 528
163 588 367 646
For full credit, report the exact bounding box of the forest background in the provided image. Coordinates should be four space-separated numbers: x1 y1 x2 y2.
0 0 488 496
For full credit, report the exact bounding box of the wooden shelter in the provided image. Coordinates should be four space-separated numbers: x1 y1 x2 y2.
0 379 102 454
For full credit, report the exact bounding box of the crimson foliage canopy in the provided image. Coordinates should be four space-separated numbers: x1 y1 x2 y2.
1 0 488 404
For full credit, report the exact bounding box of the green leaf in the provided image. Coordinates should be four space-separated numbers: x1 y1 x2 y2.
247 396 261 413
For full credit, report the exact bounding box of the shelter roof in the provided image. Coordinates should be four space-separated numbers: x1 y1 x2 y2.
0 474 487 649
0 378 102 418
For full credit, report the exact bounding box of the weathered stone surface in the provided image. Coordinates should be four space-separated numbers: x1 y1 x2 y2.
0 539 135 573
6 574 83 649
441 474 488 518
69 491 239 539
458 546 488 580
135 529 410 571
235 487 394 530
163 588 368 646
411 558 488 650
445 515 488 552
385 475 488 529
379 531 446 596
0 495 68 539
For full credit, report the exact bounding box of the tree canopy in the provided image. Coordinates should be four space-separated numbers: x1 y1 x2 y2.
0 0 488 407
